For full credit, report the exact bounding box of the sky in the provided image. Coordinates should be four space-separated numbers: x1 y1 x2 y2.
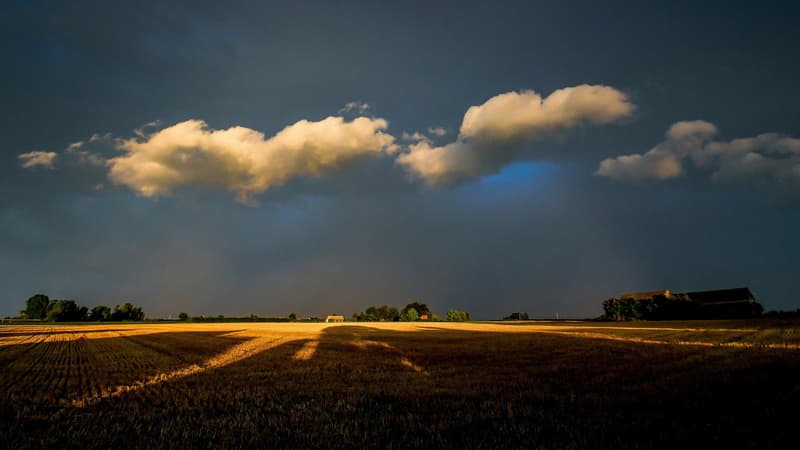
2 0 799 319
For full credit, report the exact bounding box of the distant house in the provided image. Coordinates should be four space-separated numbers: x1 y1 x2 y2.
684 287 762 318
419 314 429 321
620 290 671 300
325 315 345 323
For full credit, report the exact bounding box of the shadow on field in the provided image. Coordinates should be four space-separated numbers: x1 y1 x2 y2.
2 324 800 449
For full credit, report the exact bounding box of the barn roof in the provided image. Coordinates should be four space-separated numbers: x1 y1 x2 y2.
683 287 755 305
619 290 670 300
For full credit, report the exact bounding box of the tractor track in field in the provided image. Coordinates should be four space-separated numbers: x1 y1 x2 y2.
69 334 289 408
0 332 47 368
1 333 57 391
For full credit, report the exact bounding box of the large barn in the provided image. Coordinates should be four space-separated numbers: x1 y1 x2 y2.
609 286 763 320
684 287 762 318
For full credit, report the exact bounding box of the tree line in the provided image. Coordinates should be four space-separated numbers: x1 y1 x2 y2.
21 294 145 322
350 301 471 322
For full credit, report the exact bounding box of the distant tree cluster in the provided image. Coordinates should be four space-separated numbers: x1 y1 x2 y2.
351 305 400 322
402 301 431 320
763 309 800 318
602 294 694 321
446 309 470 322
351 301 458 322
21 294 145 322
503 312 529 320
181 314 309 323
110 303 145 321
402 308 420 321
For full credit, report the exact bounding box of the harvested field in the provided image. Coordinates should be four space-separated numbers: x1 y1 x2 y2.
1 320 799 448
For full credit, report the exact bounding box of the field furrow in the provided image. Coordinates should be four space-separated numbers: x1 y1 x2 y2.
0 321 798 449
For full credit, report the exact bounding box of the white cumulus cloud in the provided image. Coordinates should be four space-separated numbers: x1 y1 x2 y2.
18 151 57 169
596 121 800 190
107 116 396 203
396 85 635 185
459 85 634 142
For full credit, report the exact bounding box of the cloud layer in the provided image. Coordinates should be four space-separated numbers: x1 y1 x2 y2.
596 121 800 189
18 151 57 169
396 85 635 185
19 85 635 200
107 117 396 203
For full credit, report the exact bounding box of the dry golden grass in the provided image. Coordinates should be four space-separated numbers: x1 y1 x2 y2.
1 320 799 448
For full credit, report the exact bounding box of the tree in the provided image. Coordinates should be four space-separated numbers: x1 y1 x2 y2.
602 298 622 321
178 312 189 321
24 294 50 320
401 308 419 321
402 301 430 318
111 303 145 321
504 312 529 320
355 305 401 321
289 312 297 321
446 309 470 322
602 294 700 321
90 305 112 321
45 299 82 322
376 305 399 321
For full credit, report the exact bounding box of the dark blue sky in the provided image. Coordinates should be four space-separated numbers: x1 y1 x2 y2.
2 1 799 318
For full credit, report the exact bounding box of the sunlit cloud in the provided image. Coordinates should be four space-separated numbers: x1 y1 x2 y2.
107 116 397 203
65 133 110 167
133 120 162 139
338 101 370 114
19 86 636 199
596 121 800 190
401 131 430 142
458 85 633 142
18 151 57 169
396 85 635 185
428 127 447 137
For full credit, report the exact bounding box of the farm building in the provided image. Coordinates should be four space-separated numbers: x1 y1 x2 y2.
325 315 345 323
684 287 762 318
606 286 762 320
620 290 671 300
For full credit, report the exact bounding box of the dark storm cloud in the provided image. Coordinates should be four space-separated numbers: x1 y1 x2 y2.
2 0 800 317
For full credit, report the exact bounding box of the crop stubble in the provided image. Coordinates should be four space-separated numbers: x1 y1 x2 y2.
1 320 798 448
